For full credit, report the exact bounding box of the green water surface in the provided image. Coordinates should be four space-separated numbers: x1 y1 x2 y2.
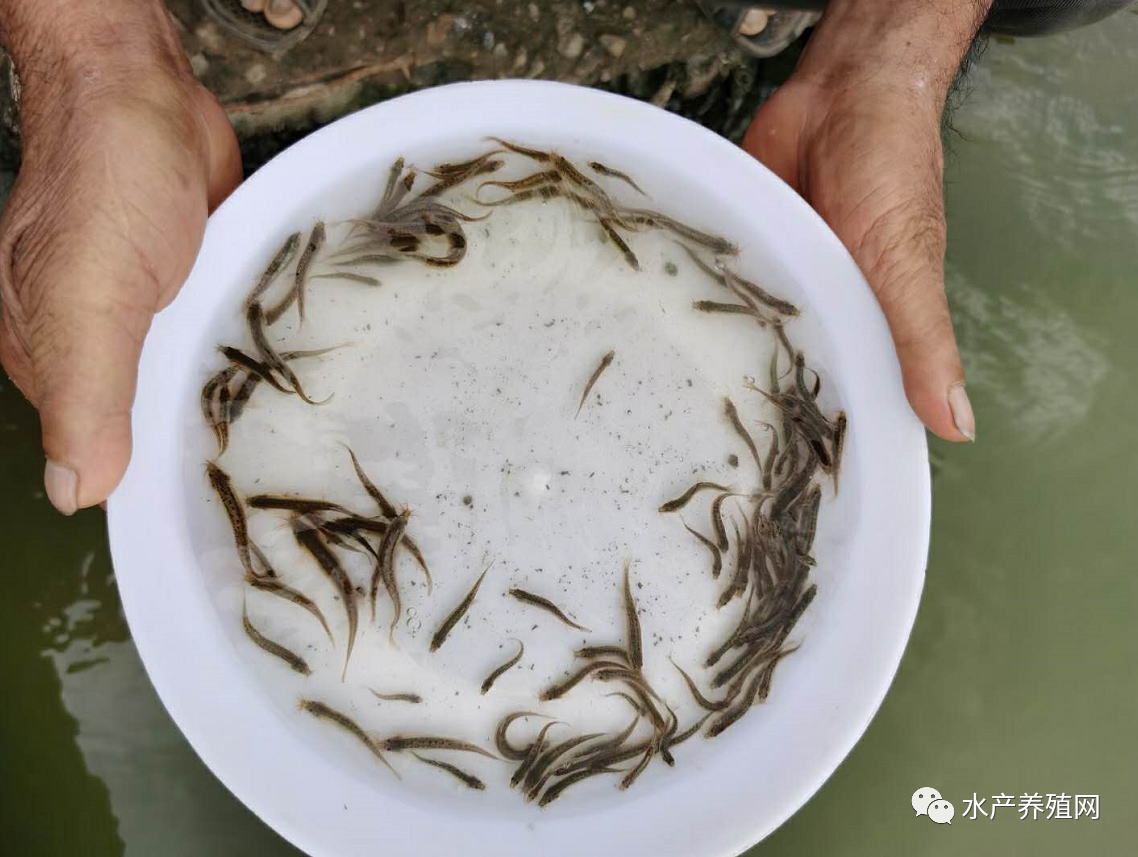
2 16 1136 856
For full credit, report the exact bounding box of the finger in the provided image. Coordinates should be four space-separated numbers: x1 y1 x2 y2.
5 227 154 512
0 277 143 513
1 190 207 513
34 261 152 512
744 95 974 443
851 201 974 442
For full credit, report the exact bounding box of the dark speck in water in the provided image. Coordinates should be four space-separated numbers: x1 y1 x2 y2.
665 261 678 276
728 454 739 467
462 495 473 506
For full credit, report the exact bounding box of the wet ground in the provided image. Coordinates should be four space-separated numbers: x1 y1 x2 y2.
1 4 1137 856
0 1 785 174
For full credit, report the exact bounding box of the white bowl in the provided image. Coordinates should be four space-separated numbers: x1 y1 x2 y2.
108 80 928 857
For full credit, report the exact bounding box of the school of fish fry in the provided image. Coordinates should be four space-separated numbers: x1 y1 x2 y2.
195 140 846 807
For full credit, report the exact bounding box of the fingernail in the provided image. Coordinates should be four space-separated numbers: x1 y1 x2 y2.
947 382 976 442
44 460 79 515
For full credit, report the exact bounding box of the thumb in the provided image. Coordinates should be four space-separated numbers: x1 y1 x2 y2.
0 82 240 515
0 207 185 513
850 202 975 443
1 170 210 514
36 297 144 515
741 83 974 442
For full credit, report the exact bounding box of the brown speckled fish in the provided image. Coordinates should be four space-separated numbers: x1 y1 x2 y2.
430 566 490 652
243 605 310 675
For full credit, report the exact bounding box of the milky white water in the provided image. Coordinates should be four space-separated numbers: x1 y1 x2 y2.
186 153 834 810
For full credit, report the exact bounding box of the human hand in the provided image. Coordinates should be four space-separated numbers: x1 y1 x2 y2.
743 0 990 442
0 0 241 513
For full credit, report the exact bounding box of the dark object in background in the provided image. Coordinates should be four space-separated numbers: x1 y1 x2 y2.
983 0 1134 36
201 0 329 51
701 0 1133 36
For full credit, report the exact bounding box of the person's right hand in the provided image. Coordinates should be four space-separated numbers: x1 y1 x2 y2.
0 2 241 514
740 0 990 444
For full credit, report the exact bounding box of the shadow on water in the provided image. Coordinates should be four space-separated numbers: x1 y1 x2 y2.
0 385 301 855
0 385 122 853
